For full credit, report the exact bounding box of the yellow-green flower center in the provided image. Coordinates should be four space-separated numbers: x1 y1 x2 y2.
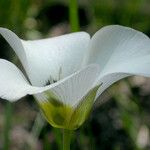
37 85 100 130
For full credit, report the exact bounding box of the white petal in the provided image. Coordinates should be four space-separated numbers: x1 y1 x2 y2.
95 73 129 100
0 28 90 86
21 32 90 86
84 25 150 75
34 65 100 107
0 59 33 101
95 54 150 100
83 25 150 100
0 28 28 71
0 59 99 105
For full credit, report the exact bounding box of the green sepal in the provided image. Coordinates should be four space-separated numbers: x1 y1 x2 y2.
68 85 100 130
37 84 101 130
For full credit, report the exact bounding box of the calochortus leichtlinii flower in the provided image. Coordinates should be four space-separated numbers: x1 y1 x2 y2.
0 25 150 130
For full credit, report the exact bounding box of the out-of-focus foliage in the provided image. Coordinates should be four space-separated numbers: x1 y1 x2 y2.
0 0 31 34
0 0 150 149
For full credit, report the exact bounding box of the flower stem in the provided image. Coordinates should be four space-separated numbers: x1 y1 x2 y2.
3 102 13 150
63 129 72 150
69 0 79 32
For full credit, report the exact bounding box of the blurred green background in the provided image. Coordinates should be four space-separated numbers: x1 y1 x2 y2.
0 0 150 149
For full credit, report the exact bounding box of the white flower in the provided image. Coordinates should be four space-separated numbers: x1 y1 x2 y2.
0 25 150 129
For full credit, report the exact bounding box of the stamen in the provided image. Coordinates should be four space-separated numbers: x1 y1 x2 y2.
45 67 62 86
45 75 57 86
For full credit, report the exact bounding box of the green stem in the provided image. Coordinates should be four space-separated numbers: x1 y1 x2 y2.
69 0 79 32
3 102 13 150
63 129 72 150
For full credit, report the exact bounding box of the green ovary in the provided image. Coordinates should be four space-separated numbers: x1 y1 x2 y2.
38 85 100 130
